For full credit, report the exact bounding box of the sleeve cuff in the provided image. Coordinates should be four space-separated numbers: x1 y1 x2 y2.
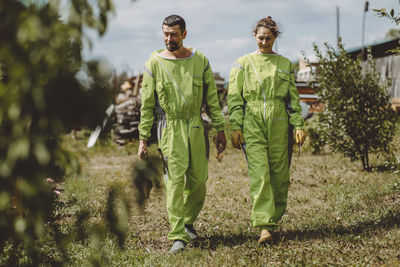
139 134 149 141
215 124 225 132
231 125 242 131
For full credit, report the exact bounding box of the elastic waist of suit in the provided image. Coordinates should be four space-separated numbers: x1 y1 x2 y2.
166 113 202 121
246 99 285 107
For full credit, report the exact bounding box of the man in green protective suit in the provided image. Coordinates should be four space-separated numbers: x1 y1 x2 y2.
138 15 226 253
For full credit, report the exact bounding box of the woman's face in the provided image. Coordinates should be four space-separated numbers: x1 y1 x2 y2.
254 27 277 54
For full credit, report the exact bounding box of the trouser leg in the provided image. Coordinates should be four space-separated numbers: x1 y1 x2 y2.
183 125 208 225
268 118 290 224
244 118 278 230
165 170 191 242
268 151 290 223
162 122 191 242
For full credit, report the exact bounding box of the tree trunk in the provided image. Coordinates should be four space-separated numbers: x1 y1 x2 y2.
361 155 366 170
365 147 370 171
356 142 366 170
362 144 370 171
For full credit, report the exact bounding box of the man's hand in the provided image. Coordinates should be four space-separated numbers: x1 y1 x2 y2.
295 129 306 145
216 131 226 154
231 129 244 149
138 139 148 160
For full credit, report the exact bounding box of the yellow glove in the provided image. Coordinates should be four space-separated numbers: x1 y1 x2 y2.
295 129 306 145
231 129 244 149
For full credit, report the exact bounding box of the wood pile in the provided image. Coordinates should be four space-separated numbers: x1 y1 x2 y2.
114 74 142 145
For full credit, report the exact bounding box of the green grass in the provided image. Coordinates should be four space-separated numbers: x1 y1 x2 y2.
49 126 400 266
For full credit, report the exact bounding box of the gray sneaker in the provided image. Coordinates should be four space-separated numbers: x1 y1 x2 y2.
169 240 185 253
184 224 198 240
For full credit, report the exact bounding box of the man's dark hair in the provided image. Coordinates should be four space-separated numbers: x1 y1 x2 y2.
162 15 186 33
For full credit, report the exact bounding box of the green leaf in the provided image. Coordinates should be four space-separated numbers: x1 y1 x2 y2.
0 192 11 211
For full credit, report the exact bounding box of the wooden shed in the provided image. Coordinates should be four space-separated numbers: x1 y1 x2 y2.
347 38 400 111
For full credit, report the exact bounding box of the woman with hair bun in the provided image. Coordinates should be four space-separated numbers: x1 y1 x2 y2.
228 17 306 244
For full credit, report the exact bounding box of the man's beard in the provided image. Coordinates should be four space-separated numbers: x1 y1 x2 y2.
166 41 180 52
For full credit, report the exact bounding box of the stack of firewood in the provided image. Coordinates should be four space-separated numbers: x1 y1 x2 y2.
114 75 142 145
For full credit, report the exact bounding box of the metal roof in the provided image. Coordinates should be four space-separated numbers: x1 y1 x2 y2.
346 38 400 54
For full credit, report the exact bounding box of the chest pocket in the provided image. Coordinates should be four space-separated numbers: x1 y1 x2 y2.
193 76 203 105
276 70 291 97
193 76 203 86
156 81 173 113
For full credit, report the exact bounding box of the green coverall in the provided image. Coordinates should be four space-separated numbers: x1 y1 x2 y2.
139 49 225 242
228 53 304 230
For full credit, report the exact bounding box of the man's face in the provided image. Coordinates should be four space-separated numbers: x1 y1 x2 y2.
162 24 186 52
254 27 277 54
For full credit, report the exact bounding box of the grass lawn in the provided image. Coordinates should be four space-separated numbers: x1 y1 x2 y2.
51 125 400 266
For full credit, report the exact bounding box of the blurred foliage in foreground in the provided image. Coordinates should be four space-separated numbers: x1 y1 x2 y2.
131 156 162 206
0 0 125 265
306 40 397 171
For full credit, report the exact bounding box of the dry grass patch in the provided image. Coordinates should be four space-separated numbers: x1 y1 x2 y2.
54 128 400 266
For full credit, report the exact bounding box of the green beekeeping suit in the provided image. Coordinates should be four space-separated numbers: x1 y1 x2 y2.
139 49 225 242
228 53 304 230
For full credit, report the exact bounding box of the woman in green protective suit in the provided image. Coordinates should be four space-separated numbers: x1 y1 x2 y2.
228 16 306 244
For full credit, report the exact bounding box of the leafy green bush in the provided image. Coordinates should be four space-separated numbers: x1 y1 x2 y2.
304 115 327 154
307 41 398 171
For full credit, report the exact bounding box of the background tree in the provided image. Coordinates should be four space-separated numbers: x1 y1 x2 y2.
308 41 397 171
385 28 400 39
0 0 131 265
374 0 400 25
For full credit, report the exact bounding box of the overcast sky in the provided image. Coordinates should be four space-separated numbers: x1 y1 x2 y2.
86 0 398 78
